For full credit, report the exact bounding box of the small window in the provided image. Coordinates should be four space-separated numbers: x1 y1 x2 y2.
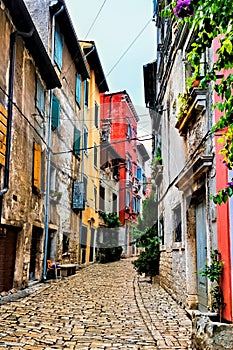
76 74 81 106
127 123 132 139
83 127 88 154
112 193 117 213
159 216 164 245
137 167 142 180
94 144 97 167
132 196 137 212
126 191 130 208
36 76 45 117
174 205 182 242
73 128 81 157
62 233 69 254
51 94 60 130
95 102 99 128
54 23 63 70
94 186 97 212
83 175 88 203
84 80 89 107
99 185 105 211
33 141 42 191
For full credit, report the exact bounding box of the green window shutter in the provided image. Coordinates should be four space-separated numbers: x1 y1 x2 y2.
52 94 60 130
73 128 81 157
76 74 81 106
36 77 45 117
54 25 63 70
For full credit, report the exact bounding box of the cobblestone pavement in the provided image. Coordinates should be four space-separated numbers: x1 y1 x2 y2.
0 259 192 349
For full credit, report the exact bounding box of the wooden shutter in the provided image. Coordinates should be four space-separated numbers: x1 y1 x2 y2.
73 128 81 157
76 74 81 106
54 25 63 70
0 103 7 166
33 142 42 190
52 94 60 130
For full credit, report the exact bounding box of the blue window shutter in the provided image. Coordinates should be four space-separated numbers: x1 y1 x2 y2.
76 74 81 106
73 128 81 157
137 167 142 180
54 25 63 70
52 94 60 130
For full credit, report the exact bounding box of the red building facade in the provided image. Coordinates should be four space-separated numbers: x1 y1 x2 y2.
100 91 140 254
214 39 233 322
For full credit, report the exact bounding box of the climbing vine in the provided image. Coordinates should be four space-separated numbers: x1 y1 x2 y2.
200 250 225 318
163 0 233 204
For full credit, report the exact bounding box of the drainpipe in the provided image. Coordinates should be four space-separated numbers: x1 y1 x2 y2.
0 29 34 225
42 4 64 281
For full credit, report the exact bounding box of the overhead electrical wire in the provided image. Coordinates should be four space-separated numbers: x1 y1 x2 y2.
84 0 108 39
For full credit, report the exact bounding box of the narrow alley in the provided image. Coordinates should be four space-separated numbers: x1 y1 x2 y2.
0 259 192 350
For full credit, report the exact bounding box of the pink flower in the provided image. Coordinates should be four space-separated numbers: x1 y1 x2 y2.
174 0 194 19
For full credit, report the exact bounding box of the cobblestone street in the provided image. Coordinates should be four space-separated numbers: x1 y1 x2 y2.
0 259 192 349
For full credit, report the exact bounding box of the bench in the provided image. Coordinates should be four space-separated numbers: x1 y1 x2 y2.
59 264 77 277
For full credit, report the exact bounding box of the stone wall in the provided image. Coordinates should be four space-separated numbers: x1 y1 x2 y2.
191 311 233 350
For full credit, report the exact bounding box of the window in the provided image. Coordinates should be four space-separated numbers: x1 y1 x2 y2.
73 128 81 157
126 123 132 139
132 196 137 213
54 23 63 70
126 191 130 208
83 176 88 203
159 216 164 245
174 205 182 242
51 94 60 130
75 74 81 106
99 185 105 211
36 76 45 117
83 127 88 154
33 141 42 192
94 186 97 212
136 198 141 214
112 193 117 213
62 233 69 254
137 167 142 180
95 102 99 128
84 80 89 107
94 144 97 167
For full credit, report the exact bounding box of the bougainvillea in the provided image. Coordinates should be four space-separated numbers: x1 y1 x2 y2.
173 0 194 19
163 0 233 204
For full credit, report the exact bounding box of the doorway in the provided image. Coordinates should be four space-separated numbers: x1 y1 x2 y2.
196 200 208 311
29 227 42 281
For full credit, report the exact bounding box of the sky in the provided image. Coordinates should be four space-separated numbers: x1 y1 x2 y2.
65 0 155 162
65 0 155 122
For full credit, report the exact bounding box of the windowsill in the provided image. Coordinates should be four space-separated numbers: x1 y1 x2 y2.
172 242 184 251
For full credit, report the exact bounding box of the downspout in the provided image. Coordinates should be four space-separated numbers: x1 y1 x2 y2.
0 29 34 224
42 4 64 281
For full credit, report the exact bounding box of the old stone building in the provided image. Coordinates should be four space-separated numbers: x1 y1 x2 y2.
0 0 61 291
144 2 218 312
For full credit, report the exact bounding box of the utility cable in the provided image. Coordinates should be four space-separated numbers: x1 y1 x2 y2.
84 0 108 39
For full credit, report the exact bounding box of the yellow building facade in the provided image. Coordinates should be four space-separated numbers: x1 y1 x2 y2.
79 41 108 265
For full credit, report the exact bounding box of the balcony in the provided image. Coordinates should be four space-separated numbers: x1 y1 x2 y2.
175 87 207 136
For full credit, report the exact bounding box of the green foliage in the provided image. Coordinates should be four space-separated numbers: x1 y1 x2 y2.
200 250 225 314
132 224 160 279
131 192 160 280
200 250 223 282
164 0 233 203
99 211 121 228
98 246 123 264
